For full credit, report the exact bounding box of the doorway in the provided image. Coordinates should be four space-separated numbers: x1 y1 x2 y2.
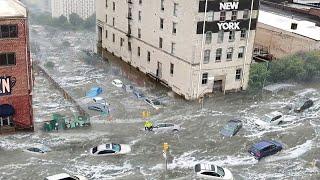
156 61 162 78
213 80 223 92
97 26 102 43
0 116 13 127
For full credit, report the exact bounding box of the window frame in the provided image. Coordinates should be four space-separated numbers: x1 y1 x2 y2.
215 48 222 62
203 49 210 64
0 52 16 66
226 47 233 61
202 73 208 85
0 25 18 39
220 11 226 22
235 68 242 80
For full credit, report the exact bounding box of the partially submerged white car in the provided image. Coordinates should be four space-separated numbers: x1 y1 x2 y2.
93 97 109 106
112 79 123 88
44 173 87 180
144 98 162 110
90 143 131 156
152 123 181 133
24 146 51 154
255 111 284 126
195 163 234 180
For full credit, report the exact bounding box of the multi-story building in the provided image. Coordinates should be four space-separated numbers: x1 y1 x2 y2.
51 0 95 20
96 0 260 100
0 0 33 133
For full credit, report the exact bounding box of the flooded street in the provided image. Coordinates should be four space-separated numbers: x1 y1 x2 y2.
0 25 319 180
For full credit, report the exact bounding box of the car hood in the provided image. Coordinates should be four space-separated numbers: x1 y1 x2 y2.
223 168 234 180
119 144 131 154
220 128 233 137
74 175 88 180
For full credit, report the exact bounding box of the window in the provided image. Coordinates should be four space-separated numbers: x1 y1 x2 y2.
128 7 132 19
170 63 174 75
138 46 141 56
203 50 210 64
120 38 124 47
159 37 163 48
160 18 164 29
105 15 108 23
201 172 221 177
113 2 115 11
205 31 212 44
226 47 233 60
172 22 177 34
171 42 176 54
112 17 115 26
105 30 108 38
112 33 115 42
231 10 237 21
240 29 247 39
138 11 142 21
235 68 242 80
220 11 226 21
202 73 208 85
243 10 249 19
229 31 235 42
173 3 178 16
128 42 132 51
207 11 214 21
218 30 224 43
147 51 151 62
215 48 222 62
105 0 108 7
0 53 16 66
138 28 141 38
161 0 164 11
238 46 245 58
139 0 142 5
0 25 18 38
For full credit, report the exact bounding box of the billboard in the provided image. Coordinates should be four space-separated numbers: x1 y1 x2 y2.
0 76 16 96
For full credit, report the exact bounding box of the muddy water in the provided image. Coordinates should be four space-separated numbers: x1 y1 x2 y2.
0 26 319 180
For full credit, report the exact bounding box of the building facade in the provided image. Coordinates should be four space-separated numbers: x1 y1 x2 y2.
0 0 33 132
51 0 95 20
255 11 320 59
96 0 260 100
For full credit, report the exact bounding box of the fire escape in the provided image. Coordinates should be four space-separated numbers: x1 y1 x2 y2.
126 0 133 64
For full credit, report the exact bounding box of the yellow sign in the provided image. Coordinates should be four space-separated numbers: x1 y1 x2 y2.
163 142 169 152
142 111 150 118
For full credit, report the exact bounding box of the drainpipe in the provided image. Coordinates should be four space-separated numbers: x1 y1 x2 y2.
197 0 208 98
241 0 255 89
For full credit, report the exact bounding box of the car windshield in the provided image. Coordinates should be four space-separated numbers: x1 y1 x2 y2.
261 115 272 122
112 144 121 152
152 100 161 105
195 164 201 172
216 166 225 177
92 147 98 154
224 122 237 131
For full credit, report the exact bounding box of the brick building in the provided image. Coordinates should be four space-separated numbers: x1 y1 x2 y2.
0 0 33 133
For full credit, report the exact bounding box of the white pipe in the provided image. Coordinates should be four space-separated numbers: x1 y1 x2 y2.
242 0 255 88
197 0 208 98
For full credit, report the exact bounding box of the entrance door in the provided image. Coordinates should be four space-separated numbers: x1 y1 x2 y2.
213 80 223 92
0 116 13 127
97 26 102 43
156 62 162 78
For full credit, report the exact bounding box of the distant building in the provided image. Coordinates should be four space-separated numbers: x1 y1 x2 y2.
293 0 320 7
96 0 260 100
254 11 320 59
0 0 34 133
51 0 95 20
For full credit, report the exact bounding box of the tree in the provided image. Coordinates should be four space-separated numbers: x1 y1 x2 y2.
248 62 270 91
69 13 84 27
83 13 96 30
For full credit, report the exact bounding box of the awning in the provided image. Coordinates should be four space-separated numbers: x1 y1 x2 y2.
0 104 15 117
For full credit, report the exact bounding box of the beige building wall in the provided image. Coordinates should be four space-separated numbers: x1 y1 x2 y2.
96 0 259 100
51 0 95 20
255 22 320 58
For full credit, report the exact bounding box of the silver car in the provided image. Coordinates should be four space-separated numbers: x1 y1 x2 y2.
152 123 181 133
87 103 109 113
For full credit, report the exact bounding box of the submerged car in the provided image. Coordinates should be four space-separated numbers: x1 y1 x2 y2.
44 173 87 180
90 143 131 156
133 90 145 99
294 99 314 113
87 103 109 113
25 146 50 154
248 140 283 160
194 163 234 180
112 79 123 88
255 111 284 126
152 123 181 133
220 119 242 137
145 98 162 110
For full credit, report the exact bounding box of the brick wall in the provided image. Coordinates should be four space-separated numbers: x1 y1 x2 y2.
0 18 33 130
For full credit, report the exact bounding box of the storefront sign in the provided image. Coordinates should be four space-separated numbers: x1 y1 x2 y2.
0 76 16 96
217 22 240 30
219 2 239 10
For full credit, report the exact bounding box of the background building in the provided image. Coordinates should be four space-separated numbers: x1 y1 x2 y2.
51 0 95 20
254 10 320 59
0 0 33 133
96 0 260 100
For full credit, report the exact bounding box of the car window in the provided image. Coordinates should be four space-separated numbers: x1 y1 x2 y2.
262 145 274 152
152 100 161 105
201 171 220 177
216 166 225 177
146 99 151 103
98 150 115 154
166 124 174 127
60 177 78 180
92 147 98 154
112 144 121 152
157 124 166 128
271 115 282 121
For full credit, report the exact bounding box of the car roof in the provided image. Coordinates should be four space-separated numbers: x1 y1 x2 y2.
228 119 241 124
197 163 216 171
268 111 283 117
253 140 274 150
113 79 122 83
97 144 111 151
45 173 71 180
93 97 104 101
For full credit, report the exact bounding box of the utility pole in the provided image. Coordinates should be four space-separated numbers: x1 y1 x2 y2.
163 142 169 179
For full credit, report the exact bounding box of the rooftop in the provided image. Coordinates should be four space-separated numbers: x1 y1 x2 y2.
0 0 27 18
258 10 320 41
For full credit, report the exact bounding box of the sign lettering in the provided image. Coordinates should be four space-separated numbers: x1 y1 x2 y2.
217 22 240 30
0 76 16 96
220 2 239 10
